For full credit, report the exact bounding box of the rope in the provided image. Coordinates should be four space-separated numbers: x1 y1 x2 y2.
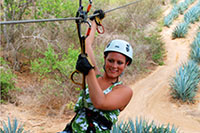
0 0 141 25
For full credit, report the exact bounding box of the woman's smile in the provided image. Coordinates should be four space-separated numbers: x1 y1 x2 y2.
105 52 127 78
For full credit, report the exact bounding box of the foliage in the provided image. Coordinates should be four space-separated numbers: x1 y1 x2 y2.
190 32 200 63
1 0 33 44
170 0 178 5
30 44 80 110
31 44 79 80
34 0 78 19
0 57 18 103
1 0 33 21
144 33 165 65
170 60 200 102
112 117 177 133
0 117 29 133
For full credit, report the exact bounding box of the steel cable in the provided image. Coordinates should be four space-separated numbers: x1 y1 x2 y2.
0 0 141 25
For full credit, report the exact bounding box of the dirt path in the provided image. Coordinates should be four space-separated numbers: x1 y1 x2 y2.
119 2 200 133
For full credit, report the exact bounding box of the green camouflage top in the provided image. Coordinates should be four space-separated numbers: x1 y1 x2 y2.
71 81 122 133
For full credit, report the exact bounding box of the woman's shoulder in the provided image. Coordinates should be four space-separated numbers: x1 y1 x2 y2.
113 83 132 93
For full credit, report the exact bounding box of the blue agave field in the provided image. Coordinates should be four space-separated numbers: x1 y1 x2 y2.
112 118 177 133
171 0 200 39
164 0 200 103
164 0 196 27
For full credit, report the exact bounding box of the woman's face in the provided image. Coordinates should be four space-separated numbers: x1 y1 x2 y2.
104 52 127 78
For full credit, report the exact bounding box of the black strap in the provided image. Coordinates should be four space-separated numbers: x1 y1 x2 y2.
85 108 113 132
63 111 79 132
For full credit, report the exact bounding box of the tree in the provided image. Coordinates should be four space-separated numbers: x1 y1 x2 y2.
1 0 33 70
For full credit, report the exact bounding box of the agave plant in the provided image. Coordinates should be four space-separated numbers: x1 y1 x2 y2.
177 0 195 14
164 0 196 27
0 117 29 133
170 60 200 102
164 5 179 27
190 32 200 63
112 117 177 133
184 1 200 24
177 0 196 14
164 14 175 27
172 22 189 39
177 2 188 14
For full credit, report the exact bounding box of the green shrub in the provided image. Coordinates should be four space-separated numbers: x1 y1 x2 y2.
170 60 200 102
0 117 29 133
112 117 177 133
144 33 165 65
171 0 178 5
34 0 78 19
31 44 79 80
0 57 18 103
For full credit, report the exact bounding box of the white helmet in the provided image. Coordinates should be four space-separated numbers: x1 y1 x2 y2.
104 39 133 65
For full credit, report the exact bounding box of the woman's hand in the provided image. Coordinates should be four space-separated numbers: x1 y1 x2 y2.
76 53 94 75
90 9 105 26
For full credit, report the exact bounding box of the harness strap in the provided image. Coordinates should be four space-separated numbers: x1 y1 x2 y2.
85 108 113 132
62 111 79 132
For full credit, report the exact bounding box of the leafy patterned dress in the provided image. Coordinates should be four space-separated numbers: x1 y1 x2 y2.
71 81 122 132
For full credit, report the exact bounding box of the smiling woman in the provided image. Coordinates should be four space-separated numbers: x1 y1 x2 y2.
60 9 134 133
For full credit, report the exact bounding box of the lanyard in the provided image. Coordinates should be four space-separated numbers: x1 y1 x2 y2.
70 0 92 90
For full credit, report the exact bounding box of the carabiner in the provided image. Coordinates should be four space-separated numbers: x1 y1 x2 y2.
96 24 105 34
70 70 83 86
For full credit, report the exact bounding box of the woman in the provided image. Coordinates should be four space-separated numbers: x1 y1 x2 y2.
63 10 133 133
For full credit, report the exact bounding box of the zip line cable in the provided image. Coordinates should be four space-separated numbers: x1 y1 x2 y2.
105 0 140 14
0 0 141 25
0 17 82 25
88 0 141 19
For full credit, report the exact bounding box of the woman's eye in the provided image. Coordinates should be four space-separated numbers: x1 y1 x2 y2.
117 61 123 65
108 59 114 63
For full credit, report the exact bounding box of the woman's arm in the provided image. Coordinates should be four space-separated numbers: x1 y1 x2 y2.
86 70 133 111
85 21 101 75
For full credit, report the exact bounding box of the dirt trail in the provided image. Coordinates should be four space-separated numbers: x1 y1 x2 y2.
119 3 200 133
